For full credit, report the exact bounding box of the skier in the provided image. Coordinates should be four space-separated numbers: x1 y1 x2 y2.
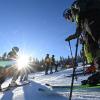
50 55 55 73
44 54 51 75
8 47 20 86
63 0 100 85
55 61 58 72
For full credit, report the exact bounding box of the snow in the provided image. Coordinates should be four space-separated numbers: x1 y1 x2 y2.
0 67 100 100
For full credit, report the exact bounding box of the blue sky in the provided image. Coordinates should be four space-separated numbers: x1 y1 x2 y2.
0 0 81 59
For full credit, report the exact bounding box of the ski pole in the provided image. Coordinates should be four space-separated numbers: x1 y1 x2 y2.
68 41 77 81
80 34 86 75
81 44 86 75
69 37 79 100
68 41 73 59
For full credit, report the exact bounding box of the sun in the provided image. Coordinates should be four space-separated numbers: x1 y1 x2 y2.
16 55 30 70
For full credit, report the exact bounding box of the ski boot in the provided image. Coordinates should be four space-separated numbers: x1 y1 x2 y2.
81 72 100 86
88 72 100 86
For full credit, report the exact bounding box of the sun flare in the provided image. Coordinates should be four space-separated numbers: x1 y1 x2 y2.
16 55 30 70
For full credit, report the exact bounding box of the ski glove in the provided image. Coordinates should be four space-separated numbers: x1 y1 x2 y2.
65 35 75 41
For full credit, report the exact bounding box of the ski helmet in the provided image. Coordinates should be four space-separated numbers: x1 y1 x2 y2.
12 47 19 52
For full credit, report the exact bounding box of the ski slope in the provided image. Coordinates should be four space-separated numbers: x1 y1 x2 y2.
0 67 100 100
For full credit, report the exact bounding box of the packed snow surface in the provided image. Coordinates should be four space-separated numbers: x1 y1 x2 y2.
0 66 100 100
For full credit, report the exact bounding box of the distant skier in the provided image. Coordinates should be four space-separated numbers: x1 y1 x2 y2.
55 61 59 72
44 54 51 75
50 55 55 74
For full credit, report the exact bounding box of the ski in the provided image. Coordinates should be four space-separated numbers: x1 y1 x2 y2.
45 83 100 89
0 81 30 92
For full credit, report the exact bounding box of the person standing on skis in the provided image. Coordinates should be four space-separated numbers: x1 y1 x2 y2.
63 0 100 69
8 47 20 86
50 55 55 73
44 54 51 75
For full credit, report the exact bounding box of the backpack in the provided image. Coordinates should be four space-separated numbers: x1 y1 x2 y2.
45 58 51 64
